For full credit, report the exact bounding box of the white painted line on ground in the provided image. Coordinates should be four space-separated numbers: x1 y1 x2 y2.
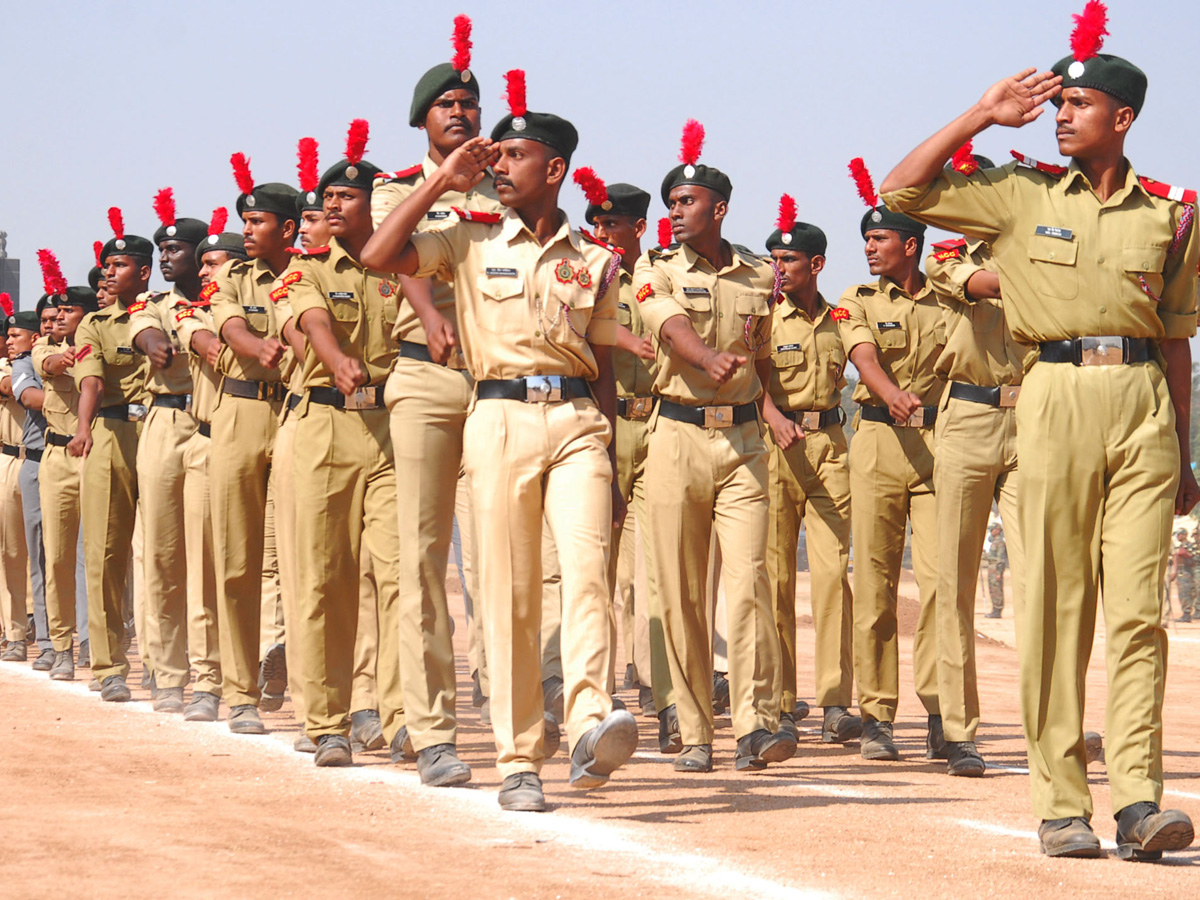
0 663 833 900
990 764 1030 774
957 818 1117 850
1165 788 1200 801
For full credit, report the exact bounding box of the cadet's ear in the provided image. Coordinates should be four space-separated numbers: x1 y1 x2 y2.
1113 103 1135 135
810 254 826 275
138 262 153 283
904 235 920 259
633 218 647 240
712 198 728 225
282 217 298 244
546 154 567 186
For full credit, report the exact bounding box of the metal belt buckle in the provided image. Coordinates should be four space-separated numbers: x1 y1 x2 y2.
628 397 654 419
903 407 926 428
800 411 823 431
185 393 193 414
17 446 27 461
704 405 735 428
525 375 562 402
127 404 148 422
343 386 378 411
1079 336 1124 367
999 386 1021 408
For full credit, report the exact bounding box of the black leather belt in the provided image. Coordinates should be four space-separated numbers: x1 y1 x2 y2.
151 393 189 410
307 385 387 411
399 341 434 364
45 432 71 448
477 376 592 403
287 393 301 411
2 445 42 462
617 396 655 419
860 404 937 428
96 404 147 422
780 407 845 430
947 381 1023 408
657 398 757 429
222 377 287 402
197 422 211 438
1038 337 1151 366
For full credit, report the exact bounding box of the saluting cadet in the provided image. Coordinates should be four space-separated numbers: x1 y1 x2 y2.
881 1 1197 861
0 299 30 661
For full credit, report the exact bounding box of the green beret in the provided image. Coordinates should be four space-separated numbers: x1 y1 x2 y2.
101 234 155 262
88 266 103 291
1051 53 1146 118
195 232 248 266
317 159 383 198
0 314 8 335
10 310 40 332
36 294 54 317
410 63 480 128
766 221 828 257
154 217 209 247
660 163 732 207
236 182 301 222
57 286 100 313
297 190 323 215
490 113 578 165
585 182 650 225
860 206 926 239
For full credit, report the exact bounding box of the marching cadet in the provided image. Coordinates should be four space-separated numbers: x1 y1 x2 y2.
985 522 1008 619
208 156 298 734
881 0 1197 860
69 211 152 702
362 70 639 812
369 17 508 766
0 299 30 661
37 286 99 679
634 121 793 774
839 159 945 762
761 198 861 746
129 191 209 714
923 167 1030 775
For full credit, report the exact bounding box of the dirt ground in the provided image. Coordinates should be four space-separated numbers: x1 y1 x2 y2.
2 572 1198 899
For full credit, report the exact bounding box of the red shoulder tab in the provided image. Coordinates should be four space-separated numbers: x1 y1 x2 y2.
1010 150 1067 177
375 164 423 183
285 247 304 255
1139 176 1198 205
174 308 196 322
283 270 303 285
451 206 502 224
199 282 219 302
270 286 289 303
302 246 330 256
931 238 966 251
577 227 623 255
127 300 147 314
636 284 654 304
830 307 850 321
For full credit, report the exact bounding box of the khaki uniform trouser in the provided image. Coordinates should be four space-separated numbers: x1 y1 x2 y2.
131 514 150 675
1 453 28 641
181 428 220 695
260 488 284 655
934 395 1024 742
81 418 140 682
767 424 853 712
40 445 88 651
458 474 485 693
293 404 402 741
849 418 939 723
463 397 613 778
210 394 280 708
646 414 779 745
136 406 198 690
1018 361 1176 820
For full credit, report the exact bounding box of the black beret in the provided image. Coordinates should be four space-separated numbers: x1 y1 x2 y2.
1051 53 1146 118
195 232 249 266
317 159 384 198
860 206 926 239
410 63 480 128
766 221 828 257
153 217 209 247
297 190 323 215
236 182 301 222
35 294 54 317
585 182 650 225
88 266 103 291
101 234 155 262
491 113 578 165
10 310 40 332
57 286 100 313
0 314 8 334
660 163 732 207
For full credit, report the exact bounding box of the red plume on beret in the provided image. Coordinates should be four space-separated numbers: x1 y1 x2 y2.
208 207 229 236
1071 1 1108 62
297 138 319 193
231 152 255 195
848 158 878 209
504 69 527 118
0 293 12 317
153 187 176 228
678 119 705 167
93 241 103 266
451 14 472 72
573 167 608 207
108 207 125 240
657 217 673 250
776 194 797 234
345 119 369 165
950 141 979 175
38 249 68 297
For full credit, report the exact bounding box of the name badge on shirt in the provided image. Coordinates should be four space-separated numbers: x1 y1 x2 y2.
328 292 354 300
485 267 518 278
426 210 451 220
244 305 266 314
682 287 710 297
877 321 902 331
116 346 134 355
617 302 630 311
776 343 802 352
1035 225 1074 240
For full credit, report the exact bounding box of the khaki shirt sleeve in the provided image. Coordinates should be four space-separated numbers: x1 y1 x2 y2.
837 287 874 353
410 225 467 282
1158 204 1200 339
370 181 410 229
127 293 164 341
286 259 329 327
926 247 986 306
633 253 685 339
174 306 216 357
72 315 104 387
755 294 773 360
882 165 1017 245
32 338 55 378
209 260 247 334
585 255 619 347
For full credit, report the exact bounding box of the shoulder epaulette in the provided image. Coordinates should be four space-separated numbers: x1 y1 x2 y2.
931 238 966 251
732 243 763 263
127 300 147 314
1138 176 1197 205
1010 150 1067 177
451 206 502 224
830 307 851 321
855 284 876 296
285 247 304 255
199 282 219 302
302 246 330 257
577 227 622 255
375 164 423 184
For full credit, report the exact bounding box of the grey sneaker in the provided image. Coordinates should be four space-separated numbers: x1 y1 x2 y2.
228 704 266 735
1 640 27 662
153 687 185 713
258 643 286 712
183 691 220 722
498 772 545 812
100 675 132 702
416 744 472 787
50 650 75 681
349 709 385 752
314 734 353 767
76 640 90 668
542 675 564 724
32 648 55 671
569 709 638 789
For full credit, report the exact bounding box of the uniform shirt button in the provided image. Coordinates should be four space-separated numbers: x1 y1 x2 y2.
1099 306 1107 314
1097 256 1105 264
1048 252 1055 259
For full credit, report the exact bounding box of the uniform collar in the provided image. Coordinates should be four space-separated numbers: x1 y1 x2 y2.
326 236 363 272
252 257 279 284
677 240 752 275
1059 158 1143 206
878 274 931 302
780 291 830 321
499 208 579 252
422 153 438 180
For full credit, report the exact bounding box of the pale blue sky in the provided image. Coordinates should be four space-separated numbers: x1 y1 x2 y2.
2 0 1197 312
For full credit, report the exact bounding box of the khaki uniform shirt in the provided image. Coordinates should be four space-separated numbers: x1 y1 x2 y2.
614 269 656 398
837 276 946 406
634 242 775 407
209 258 288 383
767 292 846 412
73 298 151 406
0 358 25 444
128 287 195 396
33 336 80 436
410 208 619 381
165 296 221 423
371 154 504 346
925 240 1033 387
883 160 1200 342
285 238 402 389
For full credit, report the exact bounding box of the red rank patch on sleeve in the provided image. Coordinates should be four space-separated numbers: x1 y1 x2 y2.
934 249 962 261
830 307 850 321
200 282 219 302
636 284 653 303
283 271 302 286
127 301 146 314
175 308 196 322
270 286 289 302
76 344 93 360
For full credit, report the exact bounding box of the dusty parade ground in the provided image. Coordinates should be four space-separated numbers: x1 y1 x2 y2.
3 572 1199 899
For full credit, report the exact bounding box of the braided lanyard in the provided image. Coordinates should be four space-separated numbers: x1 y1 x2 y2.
1137 204 1194 304
742 259 782 352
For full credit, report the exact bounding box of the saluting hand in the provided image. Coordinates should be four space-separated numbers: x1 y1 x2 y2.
978 68 1062 129
704 351 746 384
439 136 499 194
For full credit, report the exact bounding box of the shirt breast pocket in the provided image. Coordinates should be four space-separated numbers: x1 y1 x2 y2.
874 325 908 351
244 307 271 336
617 303 633 328
103 341 136 366
971 301 1003 333
1123 245 1168 299
330 296 359 325
476 275 526 334
772 348 805 369
1027 234 1079 300
735 291 770 318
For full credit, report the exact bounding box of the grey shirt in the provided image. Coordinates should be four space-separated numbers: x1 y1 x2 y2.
11 354 45 452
